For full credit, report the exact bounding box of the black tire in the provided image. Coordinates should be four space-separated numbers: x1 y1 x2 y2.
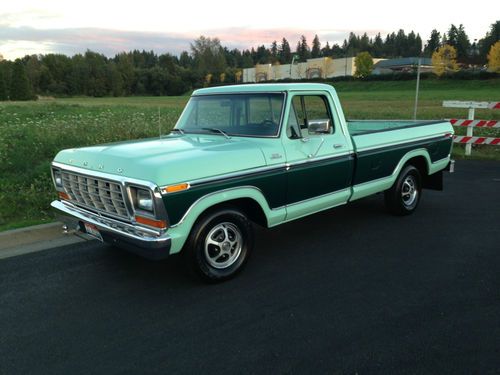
384 165 422 216
184 207 254 282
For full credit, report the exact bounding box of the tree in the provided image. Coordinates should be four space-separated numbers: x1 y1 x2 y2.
478 21 500 62
394 29 407 56
296 35 311 61
10 60 33 100
487 41 500 72
270 40 278 63
372 33 384 57
311 35 321 58
279 38 292 64
321 41 332 57
424 29 441 57
456 24 471 61
432 45 459 76
0 68 8 100
190 36 227 77
354 52 374 78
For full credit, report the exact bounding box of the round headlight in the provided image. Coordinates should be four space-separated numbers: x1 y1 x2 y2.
136 189 153 211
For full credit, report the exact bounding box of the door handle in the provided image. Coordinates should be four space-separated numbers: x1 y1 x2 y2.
333 144 344 149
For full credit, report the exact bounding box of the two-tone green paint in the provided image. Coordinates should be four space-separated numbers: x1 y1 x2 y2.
51 83 454 257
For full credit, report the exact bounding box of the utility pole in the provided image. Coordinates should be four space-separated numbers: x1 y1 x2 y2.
413 57 422 120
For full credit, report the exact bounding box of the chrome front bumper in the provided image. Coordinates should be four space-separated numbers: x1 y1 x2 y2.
51 200 171 260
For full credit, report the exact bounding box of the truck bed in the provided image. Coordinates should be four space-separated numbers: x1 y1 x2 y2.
347 120 444 136
346 119 453 190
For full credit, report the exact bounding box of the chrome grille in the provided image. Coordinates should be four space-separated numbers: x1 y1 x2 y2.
61 171 129 219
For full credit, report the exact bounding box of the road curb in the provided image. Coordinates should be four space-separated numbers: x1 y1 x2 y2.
0 222 90 260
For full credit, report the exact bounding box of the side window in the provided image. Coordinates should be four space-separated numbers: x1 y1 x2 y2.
287 95 334 139
304 96 331 124
291 96 306 128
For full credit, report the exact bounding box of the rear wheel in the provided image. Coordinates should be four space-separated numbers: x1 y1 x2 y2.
184 208 254 282
384 165 422 215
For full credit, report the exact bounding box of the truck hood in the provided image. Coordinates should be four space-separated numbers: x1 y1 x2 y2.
53 135 267 186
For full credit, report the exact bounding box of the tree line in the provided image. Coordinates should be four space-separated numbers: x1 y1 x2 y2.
0 21 498 100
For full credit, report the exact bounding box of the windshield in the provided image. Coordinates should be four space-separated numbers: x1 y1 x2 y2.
175 93 284 137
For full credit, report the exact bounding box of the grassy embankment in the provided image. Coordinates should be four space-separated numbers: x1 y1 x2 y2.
1 79 498 231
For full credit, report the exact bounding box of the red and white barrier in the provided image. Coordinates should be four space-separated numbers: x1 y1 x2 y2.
449 119 500 128
453 136 500 145
443 100 500 155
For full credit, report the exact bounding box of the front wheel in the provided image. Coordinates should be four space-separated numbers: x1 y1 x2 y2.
184 208 254 282
384 165 422 216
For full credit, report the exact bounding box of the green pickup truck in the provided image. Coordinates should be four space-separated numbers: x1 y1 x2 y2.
51 83 454 281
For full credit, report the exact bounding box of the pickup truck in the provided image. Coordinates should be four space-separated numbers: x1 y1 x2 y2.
51 83 454 281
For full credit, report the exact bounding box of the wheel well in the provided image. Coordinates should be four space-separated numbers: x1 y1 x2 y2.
405 156 443 191
405 156 428 177
198 198 268 228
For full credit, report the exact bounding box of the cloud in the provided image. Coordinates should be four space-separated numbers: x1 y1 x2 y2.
0 25 391 60
0 25 195 58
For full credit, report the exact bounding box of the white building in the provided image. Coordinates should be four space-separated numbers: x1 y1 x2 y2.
242 57 386 83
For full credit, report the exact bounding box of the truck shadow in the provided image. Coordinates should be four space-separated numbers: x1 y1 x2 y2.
100 194 388 286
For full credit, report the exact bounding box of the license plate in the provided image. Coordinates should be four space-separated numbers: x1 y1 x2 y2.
84 222 103 242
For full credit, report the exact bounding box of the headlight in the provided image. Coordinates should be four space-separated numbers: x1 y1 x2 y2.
135 188 153 212
53 170 63 187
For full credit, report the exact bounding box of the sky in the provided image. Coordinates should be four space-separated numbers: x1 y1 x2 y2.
0 0 498 60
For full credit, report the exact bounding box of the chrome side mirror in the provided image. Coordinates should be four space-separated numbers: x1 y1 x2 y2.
308 119 331 134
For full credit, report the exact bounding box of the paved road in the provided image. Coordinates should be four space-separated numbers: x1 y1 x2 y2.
1 160 499 374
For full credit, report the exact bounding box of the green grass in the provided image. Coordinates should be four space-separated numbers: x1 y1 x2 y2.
1 79 499 230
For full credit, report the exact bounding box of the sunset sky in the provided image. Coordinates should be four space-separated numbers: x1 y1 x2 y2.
1 0 498 60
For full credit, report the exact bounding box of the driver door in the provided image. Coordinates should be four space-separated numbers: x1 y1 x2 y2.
282 93 353 220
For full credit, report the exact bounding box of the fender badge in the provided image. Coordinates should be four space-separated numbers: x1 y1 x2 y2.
117 168 123 173
270 153 283 160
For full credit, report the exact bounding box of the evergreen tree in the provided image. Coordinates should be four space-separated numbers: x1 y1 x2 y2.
456 24 471 61
179 51 192 68
359 33 370 53
478 20 500 60
296 35 311 61
10 60 33 100
270 40 278 62
311 35 321 58
279 38 292 64
384 33 396 57
424 29 441 56
372 33 384 57
447 25 459 49
394 29 407 56
321 42 332 57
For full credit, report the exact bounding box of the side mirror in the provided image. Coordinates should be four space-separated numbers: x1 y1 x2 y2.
308 119 331 134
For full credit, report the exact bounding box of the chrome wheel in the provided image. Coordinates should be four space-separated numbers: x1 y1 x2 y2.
401 175 418 207
204 222 243 269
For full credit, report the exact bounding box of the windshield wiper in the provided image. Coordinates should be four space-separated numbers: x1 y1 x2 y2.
201 128 231 139
170 128 185 135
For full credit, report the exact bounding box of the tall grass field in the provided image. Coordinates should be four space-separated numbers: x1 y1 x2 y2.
1 79 499 230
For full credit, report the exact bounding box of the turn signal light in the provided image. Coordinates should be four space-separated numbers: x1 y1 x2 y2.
58 192 70 200
163 183 190 194
135 215 168 229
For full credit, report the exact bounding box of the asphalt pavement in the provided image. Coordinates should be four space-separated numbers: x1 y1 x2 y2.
1 160 499 374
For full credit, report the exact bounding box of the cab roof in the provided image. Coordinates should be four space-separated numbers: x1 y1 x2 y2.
193 83 336 96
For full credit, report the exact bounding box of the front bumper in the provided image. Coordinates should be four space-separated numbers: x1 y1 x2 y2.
51 200 171 260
